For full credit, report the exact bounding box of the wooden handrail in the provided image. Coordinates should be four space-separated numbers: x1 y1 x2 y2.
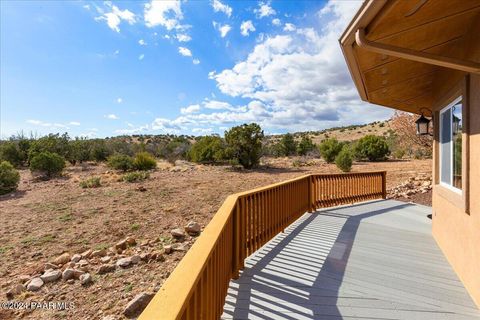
139 171 386 320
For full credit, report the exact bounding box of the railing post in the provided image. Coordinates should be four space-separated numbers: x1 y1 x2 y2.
382 171 387 199
232 201 240 279
308 176 314 212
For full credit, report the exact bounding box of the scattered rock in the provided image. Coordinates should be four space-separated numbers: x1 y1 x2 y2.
6 284 25 299
163 245 173 254
123 292 155 318
91 249 107 258
100 256 112 263
27 278 44 291
97 264 116 275
66 279 75 284
116 257 131 268
136 186 147 192
40 269 62 283
170 228 185 239
172 243 186 252
79 273 92 286
44 263 58 270
52 253 70 265
130 255 141 265
73 269 85 279
126 236 136 246
77 259 89 268
71 254 82 263
62 269 76 281
115 240 127 251
17 275 30 284
81 249 92 259
102 315 116 320
185 221 201 236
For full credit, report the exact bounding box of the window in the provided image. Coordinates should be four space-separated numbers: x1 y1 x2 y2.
440 97 462 191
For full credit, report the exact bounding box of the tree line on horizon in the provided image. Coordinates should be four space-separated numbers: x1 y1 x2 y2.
0 113 432 195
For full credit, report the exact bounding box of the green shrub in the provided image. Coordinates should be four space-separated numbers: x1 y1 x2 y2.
123 171 149 183
393 149 405 159
335 147 353 172
70 138 93 163
0 142 25 167
354 135 390 161
29 151 65 178
297 136 316 156
188 136 226 163
90 140 111 162
161 137 191 164
318 138 343 163
107 154 134 171
80 176 101 188
275 133 297 156
28 133 72 163
0 161 20 195
133 152 157 170
224 123 264 169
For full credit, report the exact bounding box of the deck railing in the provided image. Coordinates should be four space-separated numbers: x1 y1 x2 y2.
139 171 386 320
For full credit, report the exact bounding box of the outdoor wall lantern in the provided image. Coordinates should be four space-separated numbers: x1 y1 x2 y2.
415 108 433 136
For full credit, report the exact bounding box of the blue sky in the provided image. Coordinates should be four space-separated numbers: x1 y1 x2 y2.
0 0 392 139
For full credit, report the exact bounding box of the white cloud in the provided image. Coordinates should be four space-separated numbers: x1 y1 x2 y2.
69 121 81 126
283 23 296 31
139 54 145 60
144 0 183 30
193 58 200 65
26 119 70 129
178 47 192 57
117 98 123 103
272 18 281 26
151 118 182 133
83 4 90 10
115 124 149 135
139 39 147 46
255 2 276 18
213 22 231 38
79 131 97 138
192 127 213 134
202 99 247 112
181 104 201 114
211 0 232 17
95 4 136 32
203 1 392 132
105 114 119 120
240 20 255 36
176 34 191 42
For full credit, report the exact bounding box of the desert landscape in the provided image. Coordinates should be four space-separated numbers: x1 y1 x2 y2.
0 155 431 319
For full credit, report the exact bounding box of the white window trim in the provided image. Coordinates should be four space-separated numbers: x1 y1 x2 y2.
439 96 462 194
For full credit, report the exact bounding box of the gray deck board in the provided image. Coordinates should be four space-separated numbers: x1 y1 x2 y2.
222 199 479 319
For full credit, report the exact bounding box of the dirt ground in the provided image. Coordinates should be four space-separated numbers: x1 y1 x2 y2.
0 157 431 319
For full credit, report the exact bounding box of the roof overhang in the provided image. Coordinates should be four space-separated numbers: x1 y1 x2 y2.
340 0 480 114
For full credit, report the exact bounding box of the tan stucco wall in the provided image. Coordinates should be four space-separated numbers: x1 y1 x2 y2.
432 74 480 307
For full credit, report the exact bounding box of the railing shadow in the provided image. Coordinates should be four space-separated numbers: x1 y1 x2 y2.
223 200 415 319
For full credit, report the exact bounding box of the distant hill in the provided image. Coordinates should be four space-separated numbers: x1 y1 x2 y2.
266 120 392 144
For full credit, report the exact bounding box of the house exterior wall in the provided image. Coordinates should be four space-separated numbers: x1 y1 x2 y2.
432 73 480 307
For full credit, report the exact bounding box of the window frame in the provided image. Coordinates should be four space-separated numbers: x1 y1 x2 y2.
439 95 462 194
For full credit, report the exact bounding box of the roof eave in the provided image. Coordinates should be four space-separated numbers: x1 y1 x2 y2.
339 0 389 102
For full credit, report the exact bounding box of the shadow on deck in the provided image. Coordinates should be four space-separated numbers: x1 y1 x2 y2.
222 199 480 320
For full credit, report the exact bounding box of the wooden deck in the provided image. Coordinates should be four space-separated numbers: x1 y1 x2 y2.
222 199 480 319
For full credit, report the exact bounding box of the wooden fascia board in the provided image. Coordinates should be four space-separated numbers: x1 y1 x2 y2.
339 0 388 102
